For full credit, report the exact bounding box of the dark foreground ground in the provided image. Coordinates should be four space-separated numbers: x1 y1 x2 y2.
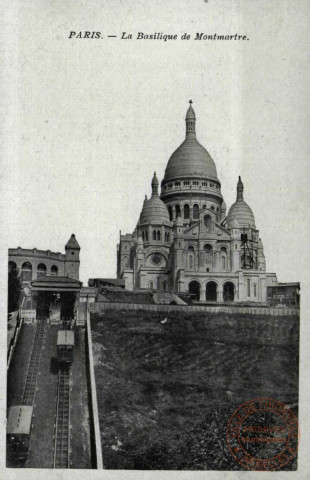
91 310 299 470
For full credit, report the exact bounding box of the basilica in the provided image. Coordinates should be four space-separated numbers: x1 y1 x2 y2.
117 102 277 303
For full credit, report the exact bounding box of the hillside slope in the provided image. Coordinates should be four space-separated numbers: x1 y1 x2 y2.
91 310 299 470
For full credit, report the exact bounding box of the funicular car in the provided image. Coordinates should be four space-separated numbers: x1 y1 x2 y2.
57 330 75 364
7 405 33 463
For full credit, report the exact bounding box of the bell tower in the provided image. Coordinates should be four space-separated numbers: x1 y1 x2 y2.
65 234 80 280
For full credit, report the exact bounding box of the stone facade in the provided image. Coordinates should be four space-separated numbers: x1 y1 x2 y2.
9 234 80 283
117 102 278 303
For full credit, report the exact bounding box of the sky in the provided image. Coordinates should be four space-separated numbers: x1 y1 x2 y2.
2 0 310 287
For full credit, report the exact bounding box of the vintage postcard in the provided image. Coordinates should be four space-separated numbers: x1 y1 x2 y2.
1 1 310 479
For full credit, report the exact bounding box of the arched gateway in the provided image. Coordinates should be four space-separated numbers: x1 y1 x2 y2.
188 281 200 300
223 282 235 302
206 281 217 302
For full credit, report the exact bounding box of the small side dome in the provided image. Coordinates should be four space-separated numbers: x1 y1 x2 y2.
226 177 256 228
139 173 170 225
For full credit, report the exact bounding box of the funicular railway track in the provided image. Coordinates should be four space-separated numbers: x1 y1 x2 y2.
21 316 46 406
53 364 71 468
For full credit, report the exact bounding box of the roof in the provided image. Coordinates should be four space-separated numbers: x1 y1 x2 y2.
31 276 82 291
7 406 33 435
88 278 125 287
57 330 75 346
153 293 187 305
65 234 80 249
268 283 300 289
96 293 110 302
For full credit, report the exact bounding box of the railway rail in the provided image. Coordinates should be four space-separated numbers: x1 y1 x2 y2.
53 365 71 468
21 316 46 406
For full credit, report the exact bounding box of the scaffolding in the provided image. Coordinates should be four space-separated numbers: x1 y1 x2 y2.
241 228 258 269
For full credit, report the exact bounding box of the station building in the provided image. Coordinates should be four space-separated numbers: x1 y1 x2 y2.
9 234 80 284
117 102 278 303
8 234 82 320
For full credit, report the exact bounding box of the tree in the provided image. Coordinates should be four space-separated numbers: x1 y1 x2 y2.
8 264 22 313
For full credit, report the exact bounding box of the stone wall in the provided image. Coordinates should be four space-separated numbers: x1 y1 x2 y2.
93 301 298 317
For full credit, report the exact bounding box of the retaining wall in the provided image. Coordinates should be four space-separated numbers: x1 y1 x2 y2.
93 301 298 317
85 301 103 469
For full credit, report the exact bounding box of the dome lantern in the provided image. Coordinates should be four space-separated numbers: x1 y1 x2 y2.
151 172 159 196
186 100 196 138
237 176 244 201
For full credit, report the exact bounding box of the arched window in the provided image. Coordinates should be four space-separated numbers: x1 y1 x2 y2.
149 281 154 289
204 215 212 232
189 280 200 300
175 204 181 218
21 262 32 281
211 206 215 211
157 276 160 290
202 204 206 210
189 255 193 269
142 231 145 241
204 244 213 264
184 204 190 219
153 230 156 241
247 279 251 297
188 246 195 270
163 281 168 292
51 265 58 276
193 204 199 219
221 247 227 271
8 261 17 273
157 231 161 241
168 206 173 221
145 231 148 241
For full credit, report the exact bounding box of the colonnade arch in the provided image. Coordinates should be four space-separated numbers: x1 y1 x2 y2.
188 280 201 300
205 281 217 301
223 281 235 302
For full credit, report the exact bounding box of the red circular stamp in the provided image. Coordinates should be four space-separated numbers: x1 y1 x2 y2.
226 398 299 471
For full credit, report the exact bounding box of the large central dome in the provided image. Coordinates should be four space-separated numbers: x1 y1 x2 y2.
163 103 218 182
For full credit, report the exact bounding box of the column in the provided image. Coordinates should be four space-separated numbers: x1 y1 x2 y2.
217 287 223 303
